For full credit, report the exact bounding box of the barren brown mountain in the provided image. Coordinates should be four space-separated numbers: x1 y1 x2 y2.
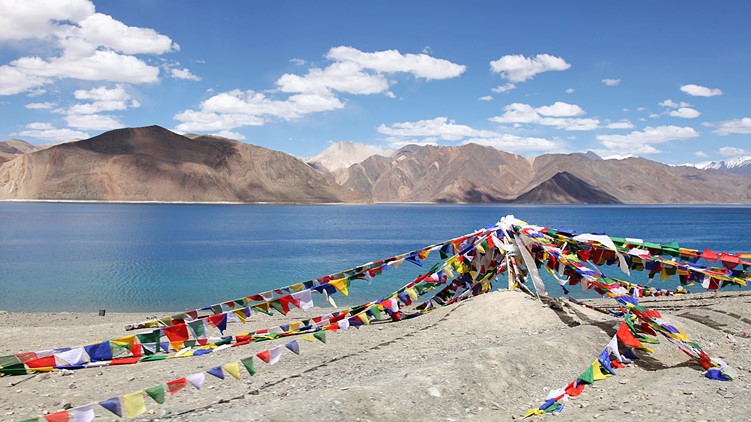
0 139 39 164
0 126 368 203
335 144 751 203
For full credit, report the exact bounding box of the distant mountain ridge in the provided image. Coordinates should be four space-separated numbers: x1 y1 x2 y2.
2 127 750 204
304 141 391 172
698 156 751 178
333 144 751 203
0 126 368 203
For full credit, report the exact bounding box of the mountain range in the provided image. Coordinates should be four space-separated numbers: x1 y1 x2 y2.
1 126 750 204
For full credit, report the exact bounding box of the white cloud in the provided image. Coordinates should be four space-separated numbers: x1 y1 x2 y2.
170 68 201 81
535 101 585 117
668 107 700 119
0 0 175 95
326 46 466 80
490 102 599 131
713 118 751 136
681 84 723 97
0 65 50 95
489 54 570 82
596 125 700 154
0 0 94 41
25 101 56 109
214 130 246 140
15 121 89 141
12 50 160 84
601 78 621 86
659 99 691 109
377 117 562 153
606 120 634 129
565 88 575 94
694 150 708 158
649 114 661 119
174 89 345 132
65 113 122 130
176 47 465 132
289 58 306 66
55 84 137 114
491 83 516 93
718 146 749 157
479 96 493 101
77 13 177 55
277 60 389 95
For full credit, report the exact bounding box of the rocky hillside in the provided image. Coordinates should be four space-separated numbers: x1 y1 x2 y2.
334 144 751 203
0 126 368 203
0 139 39 164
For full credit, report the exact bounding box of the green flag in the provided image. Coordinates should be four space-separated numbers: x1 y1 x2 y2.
314 331 327 343
145 385 166 404
241 357 256 376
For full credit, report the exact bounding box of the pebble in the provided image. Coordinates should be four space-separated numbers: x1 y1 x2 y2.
428 386 441 398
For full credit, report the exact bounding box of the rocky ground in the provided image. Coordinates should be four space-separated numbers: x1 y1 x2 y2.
2 289 750 421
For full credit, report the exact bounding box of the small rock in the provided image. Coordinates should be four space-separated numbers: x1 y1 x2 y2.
68 383 76 390
428 386 441 398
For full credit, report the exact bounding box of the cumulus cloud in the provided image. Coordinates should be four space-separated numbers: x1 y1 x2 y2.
479 96 493 101
601 79 621 86
170 68 201 81
606 120 634 129
491 83 516 93
277 60 389 95
326 46 466 80
176 47 466 133
694 151 708 158
174 89 345 132
565 88 575 94
596 125 700 154
25 102 56 109
64 113 122 130
15 122 89 141
668 107 701 119
681 84 723 97
0 0 176 96
490 101 598 131
489 54 570 82
718 146 750 157
659 99 690 109
713 117 751 135
55 85 138 115
377 117 563 153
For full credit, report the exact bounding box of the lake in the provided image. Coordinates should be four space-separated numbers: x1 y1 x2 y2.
2 202 751 312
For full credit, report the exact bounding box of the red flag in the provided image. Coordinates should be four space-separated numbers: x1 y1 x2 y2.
167 378 188 395
616 322 641 348
44 410 69 422
564 380 585 397
162 324 189 342
25 355 56 369
256 350 270 364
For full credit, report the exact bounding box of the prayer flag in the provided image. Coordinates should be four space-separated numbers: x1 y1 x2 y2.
99 397 122 417
145 385 165 404
240 357 256 376
223 361 242 380
123 391 147 418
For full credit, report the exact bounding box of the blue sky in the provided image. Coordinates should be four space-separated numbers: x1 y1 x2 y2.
1 1 750 164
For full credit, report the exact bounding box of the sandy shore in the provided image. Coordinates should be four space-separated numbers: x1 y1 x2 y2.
2 289 750 421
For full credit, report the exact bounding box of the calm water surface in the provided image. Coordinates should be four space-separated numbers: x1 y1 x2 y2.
2 203 751 312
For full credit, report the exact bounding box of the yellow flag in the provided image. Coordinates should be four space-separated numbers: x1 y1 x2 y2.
329 278 349 297
301 333 317 342
232 309 247 323
289 321 302 332
592 361 609 381
290 283 305 292
357 313 370 325
405 288 418 301
123 391 147 418
223 361 242 380
111 335 136 347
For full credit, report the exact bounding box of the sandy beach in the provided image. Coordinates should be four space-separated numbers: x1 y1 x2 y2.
2 289 750 421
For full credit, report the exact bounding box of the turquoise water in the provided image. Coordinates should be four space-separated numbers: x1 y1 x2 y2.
2 203 751 312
